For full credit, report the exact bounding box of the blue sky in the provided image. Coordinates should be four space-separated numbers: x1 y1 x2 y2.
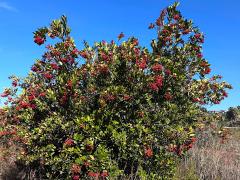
0 0 239 110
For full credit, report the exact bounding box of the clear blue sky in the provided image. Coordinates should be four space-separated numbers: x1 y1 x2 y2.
0 0 239 110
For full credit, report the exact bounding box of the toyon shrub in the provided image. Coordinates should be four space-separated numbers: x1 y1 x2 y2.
0 2 232 179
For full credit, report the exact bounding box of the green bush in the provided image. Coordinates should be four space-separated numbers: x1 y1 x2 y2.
0 2 231 179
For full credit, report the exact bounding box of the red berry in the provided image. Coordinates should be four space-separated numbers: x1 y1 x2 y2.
71 164 81 174
191 137 197 143
183 29 191 34
149 83 159 92
123 95 131 101
138 60 147 70
165 69 171 76
12 80 18 87
88 172 100 177
72 175 80 180
204 67 211 74
173 14 180 20
197 53 203 59
194 33 201 39
152 64 163 72
34 36 45 45
50 63 59 70
43 73 53 80
144 148 153 158
118 32 124 40
155 75 163 88
164 92 172 101
64 138 74 147
148 23 155 29
101 171 109 177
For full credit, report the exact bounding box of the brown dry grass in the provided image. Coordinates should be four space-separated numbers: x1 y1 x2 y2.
0 145 21 180
175 127 240 180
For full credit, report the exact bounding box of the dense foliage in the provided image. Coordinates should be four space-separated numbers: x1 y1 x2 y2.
0 3 231 179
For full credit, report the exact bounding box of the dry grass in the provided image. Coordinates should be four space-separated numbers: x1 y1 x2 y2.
0 140 31 179
175 127 240 180
0 144 21 180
